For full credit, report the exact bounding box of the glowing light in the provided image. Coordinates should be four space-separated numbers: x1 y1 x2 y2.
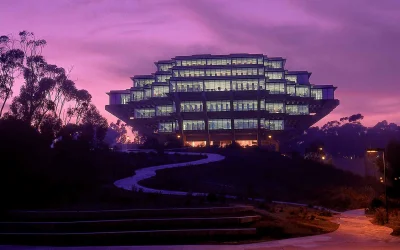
319 147 323 151
321 156 326 160
395 178 398 181
268 135 272 139
367 150 378 153
380 180 384 183
177 135 181 138
380 177 383 180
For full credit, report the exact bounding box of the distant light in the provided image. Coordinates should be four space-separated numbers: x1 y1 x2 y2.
177 135 181 138
380 180 384 183
380 177 383 180
319 147 323 151
129 117 134 120
268 135 272 139
321 156 326 160
367 150 378 153
395 178 398 181
350 157 352 159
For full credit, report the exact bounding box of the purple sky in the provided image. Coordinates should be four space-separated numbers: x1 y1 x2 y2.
1 0 400 127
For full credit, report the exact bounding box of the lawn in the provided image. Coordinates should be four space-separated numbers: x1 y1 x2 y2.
140 147 379 211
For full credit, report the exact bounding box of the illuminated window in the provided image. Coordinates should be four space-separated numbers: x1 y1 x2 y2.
208 119 231 130
132 91 144 101
287 85 296 96
286 105 309 115
266 103 284 113
232 68 258 76
206 100 230 112
144 88 151 99
265 120 284 130
233 100 258 111
120 94 130 104
311 89 323 100
152 86 169 97
266 72 283 79
158 64 173 72
232 79 259 91
296 86 310 97
134 108 155 118
156 74 171 82
204 80 230 91
266 83 285 94
180 101 203 112
183 120 205 130
285 75 297 83
264 61 283 69
174 81 203 92
234 119 258 129
156 105 174 116
205 69 231 76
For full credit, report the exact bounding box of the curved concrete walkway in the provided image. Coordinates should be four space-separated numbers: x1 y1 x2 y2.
114 152 225 196
3 209 399 249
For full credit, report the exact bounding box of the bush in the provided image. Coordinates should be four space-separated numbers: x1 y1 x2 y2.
370 198 385 210
374 208 387 225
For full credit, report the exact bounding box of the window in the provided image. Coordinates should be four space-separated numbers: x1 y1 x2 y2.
207 58 231 65
175 69 205 77
311 89 323 100
156 105 174 116
134 108 155 118
232 58 257 65
134 79 153 87
205 69 231 76
132 91 144 101
264 61 283 69
266 103 284 113
206 100 230 112
287 85 296 96
286 105 309 115
234 119 258 129
144 88 151 100
158 122 177 133
266 83 285 94
266 72 283 79
121 94 130 104
174 80 203 92
233 100 258 111
204 80 230 91
232 79 259 91
208 119 231 130
156 74 171 82
183 120 205 130
265 120 284 130
158 64 173 72
152 86 169 97
180 101 203 112
232 68 258 76
296 86 310 97
285 75 297 83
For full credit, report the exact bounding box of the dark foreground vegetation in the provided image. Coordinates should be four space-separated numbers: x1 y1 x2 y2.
141 147 382 211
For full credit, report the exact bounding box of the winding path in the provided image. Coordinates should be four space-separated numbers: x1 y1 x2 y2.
114 151 225 196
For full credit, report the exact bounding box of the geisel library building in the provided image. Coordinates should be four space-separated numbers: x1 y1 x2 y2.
106 54 339 149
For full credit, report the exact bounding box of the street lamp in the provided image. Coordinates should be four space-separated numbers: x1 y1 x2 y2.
367 148 388 222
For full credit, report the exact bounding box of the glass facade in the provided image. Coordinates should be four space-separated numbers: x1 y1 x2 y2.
156 105 174 116
296 86 310 97
207 100 230 112
183 120 205 130
108 54 338 142
232 79 259 91
134 108 155 118
233 100 258 111
265 61 283 69
205 80 230 91
266 103 284 113
266 72 283 79
208 119 231 130
266 83 285 94
180 101 203 112
158 121 178 132
152 85 169 97
265 120 284 130
234 119 258 129
286 105 309 115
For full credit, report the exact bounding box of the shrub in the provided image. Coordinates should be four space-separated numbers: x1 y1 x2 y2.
370 198 385 210
374 208 387 225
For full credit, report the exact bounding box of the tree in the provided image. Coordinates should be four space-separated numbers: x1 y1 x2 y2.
109 119 128 144
0 35 24 117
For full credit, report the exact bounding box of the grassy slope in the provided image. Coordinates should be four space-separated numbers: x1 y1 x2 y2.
141 148 378 211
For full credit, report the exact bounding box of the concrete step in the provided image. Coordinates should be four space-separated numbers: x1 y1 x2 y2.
0 215 261 233
0 228 257 246
8 206 254 221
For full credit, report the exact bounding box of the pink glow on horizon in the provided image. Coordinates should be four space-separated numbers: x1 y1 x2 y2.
1 0 400 129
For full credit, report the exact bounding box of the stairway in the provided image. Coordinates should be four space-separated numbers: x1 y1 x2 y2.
0 206 260 246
